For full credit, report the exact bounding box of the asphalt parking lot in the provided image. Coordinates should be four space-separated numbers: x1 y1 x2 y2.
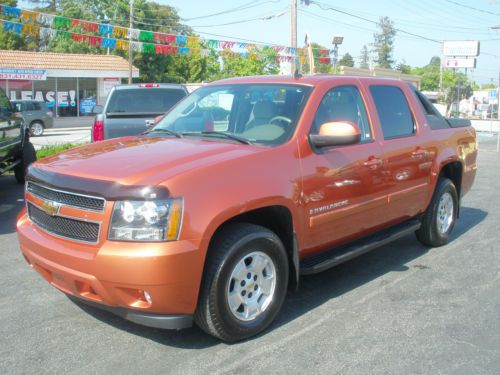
1 135 499 374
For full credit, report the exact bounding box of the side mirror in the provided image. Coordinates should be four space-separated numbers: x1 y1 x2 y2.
310 121 361 148
92 105 103 114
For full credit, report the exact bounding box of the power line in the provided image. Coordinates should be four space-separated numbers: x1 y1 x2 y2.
309 1 441 43
132 6 288 29
130 1 281 22
443 0 500 17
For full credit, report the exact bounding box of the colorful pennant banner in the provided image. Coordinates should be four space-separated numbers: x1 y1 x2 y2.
0 3 338 65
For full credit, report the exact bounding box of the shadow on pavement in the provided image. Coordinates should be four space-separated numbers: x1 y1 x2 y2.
69 205 487 348
0 175 25 235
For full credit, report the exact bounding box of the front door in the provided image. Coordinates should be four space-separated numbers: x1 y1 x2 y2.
301 84 387 255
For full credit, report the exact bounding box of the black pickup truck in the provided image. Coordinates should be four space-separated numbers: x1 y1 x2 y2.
0 90 36 184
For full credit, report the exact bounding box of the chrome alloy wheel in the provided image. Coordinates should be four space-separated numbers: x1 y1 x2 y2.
30 122 44 136
226 251 277 322
437 192 454 235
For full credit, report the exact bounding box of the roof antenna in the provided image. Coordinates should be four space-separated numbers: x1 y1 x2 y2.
293 68 302 79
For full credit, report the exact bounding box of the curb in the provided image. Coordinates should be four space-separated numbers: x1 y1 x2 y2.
45 127 91 132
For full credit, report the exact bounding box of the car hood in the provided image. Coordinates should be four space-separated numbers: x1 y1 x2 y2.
34 136 264 186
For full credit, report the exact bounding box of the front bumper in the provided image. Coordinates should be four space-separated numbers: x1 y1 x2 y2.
17 208 205 328
68 295 193 329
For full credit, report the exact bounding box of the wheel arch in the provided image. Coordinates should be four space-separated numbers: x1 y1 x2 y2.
437 160 462 216
204 205 299 291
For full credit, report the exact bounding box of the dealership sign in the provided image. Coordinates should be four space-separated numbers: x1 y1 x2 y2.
0 68 47 80
443 41 480 57
442 57 476 69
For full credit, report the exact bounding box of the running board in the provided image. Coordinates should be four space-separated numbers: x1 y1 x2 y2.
0 159 20 174
300 219 421 275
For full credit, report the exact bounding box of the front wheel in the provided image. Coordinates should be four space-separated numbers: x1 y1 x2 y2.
195 223 289 342
416 177 458 247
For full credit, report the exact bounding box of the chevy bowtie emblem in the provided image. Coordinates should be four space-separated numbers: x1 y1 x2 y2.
41 200 61 216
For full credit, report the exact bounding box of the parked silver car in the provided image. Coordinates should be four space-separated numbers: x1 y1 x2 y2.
11 100 54 136
91 83 188 141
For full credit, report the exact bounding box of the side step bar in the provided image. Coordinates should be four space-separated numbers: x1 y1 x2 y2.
300 219 421 275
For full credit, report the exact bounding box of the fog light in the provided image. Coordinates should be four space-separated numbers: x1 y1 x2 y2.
143 290 153 305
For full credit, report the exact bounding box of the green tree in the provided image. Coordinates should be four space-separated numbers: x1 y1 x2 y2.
372 16 396 69
481 83 497 90
396 60 411 74
411 57 441 91
217 48 280 79
359 45 369 69
338 52 354 67
36 0 218 83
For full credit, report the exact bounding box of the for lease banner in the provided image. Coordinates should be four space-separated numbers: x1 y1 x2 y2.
0 68 47 80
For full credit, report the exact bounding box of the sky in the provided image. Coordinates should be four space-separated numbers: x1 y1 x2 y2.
159 0 500 85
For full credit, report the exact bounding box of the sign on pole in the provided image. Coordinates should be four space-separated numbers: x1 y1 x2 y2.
442 57 476 69
443 40 480 57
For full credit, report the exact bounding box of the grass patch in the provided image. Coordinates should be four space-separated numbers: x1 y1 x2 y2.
37 143 88 159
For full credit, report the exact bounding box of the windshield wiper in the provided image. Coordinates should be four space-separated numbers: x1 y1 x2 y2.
184 131 252 145
144 128 183 138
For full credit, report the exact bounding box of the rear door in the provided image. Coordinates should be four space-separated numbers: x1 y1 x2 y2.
369 84 432 222
301 83 387 251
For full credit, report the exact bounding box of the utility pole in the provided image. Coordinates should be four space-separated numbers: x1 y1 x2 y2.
439 44 443 99
497 69 500 120
128 0 134 84
291 0 297 74
305 33 315 75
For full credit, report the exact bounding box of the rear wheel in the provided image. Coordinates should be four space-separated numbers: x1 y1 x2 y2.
416 177 458 247
29 121 44 137
14 141 36 184
195 223 289 342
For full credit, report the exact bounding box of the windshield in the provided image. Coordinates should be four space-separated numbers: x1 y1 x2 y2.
106 88 186 114
152 84 311 146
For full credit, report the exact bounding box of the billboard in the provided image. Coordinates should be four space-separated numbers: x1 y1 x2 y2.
443 40 480 57
442 57 476 69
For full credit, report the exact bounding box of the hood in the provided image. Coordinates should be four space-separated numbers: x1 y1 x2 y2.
35 136 263 186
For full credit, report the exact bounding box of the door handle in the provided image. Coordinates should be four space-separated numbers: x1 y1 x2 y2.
411 149 429 159
363 157 383 169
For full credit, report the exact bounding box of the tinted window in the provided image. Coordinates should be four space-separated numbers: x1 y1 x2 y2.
32 102 42 111
25 102 34 111
370 85 415 139
311 85 372 142
412 89 450 130
106 88 186 114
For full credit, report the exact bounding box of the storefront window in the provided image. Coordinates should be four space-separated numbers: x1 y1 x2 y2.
8 80 33 102
33 78 57 116
57 78 78 117
79 78 97 116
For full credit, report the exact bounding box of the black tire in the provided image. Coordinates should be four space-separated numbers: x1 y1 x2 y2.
416 177 458 247
195 223 289 342
14 141 36 184
29 121 44 137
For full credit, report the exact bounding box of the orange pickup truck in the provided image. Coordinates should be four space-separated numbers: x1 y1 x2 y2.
17 75 477 342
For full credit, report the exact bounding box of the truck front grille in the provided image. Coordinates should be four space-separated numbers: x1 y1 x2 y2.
27 182 105 212
27 203 100 243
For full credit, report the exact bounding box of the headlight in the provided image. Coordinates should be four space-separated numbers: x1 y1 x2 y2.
108 198 183 242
